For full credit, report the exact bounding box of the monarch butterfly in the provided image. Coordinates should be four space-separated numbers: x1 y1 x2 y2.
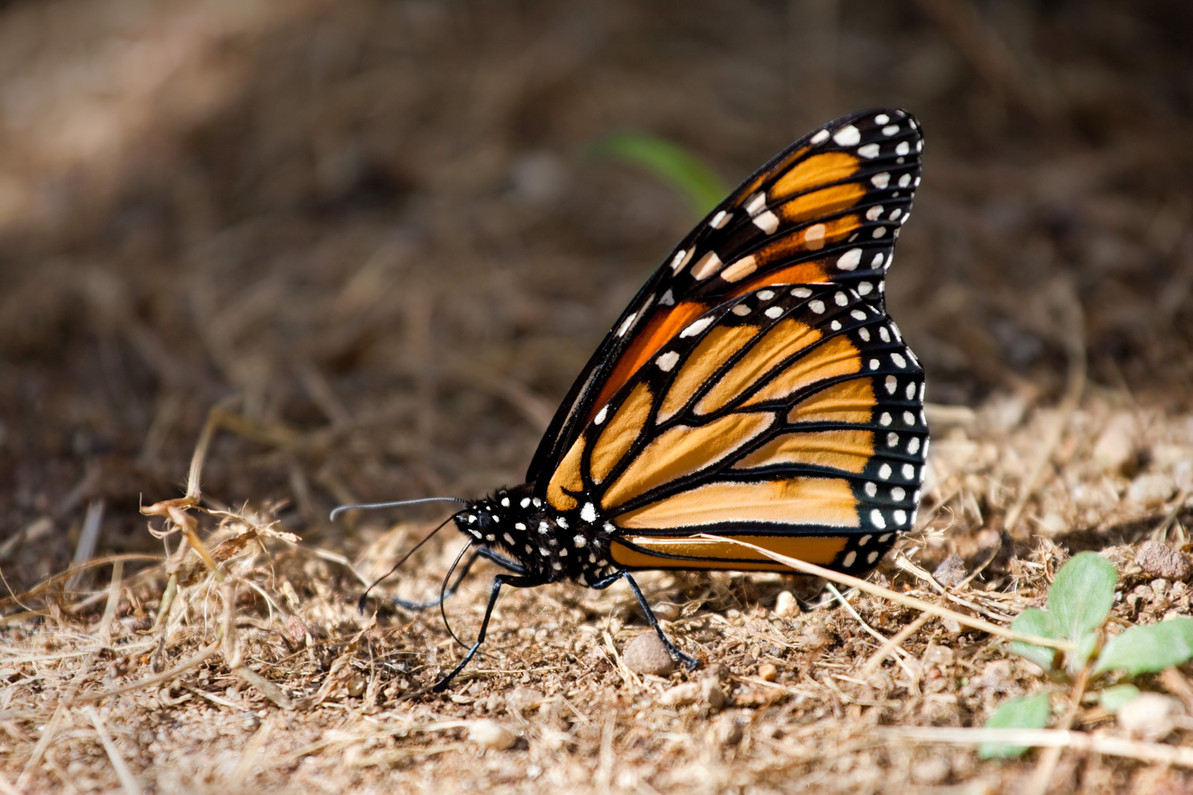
346 109 928 691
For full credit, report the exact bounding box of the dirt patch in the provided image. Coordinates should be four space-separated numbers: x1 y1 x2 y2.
2 1 1192 792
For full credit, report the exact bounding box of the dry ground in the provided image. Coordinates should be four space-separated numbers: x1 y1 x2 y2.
2 1 1193 792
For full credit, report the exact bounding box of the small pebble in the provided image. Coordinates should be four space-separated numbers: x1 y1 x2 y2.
701 677 726 709
932 554 967 588
773 591 800 617
623 632 676 676
911 754 952 785
1117 693 1182 741
1092 415 1137 473
1127 473 1175 507
1136 540 1192 581
710 713 743 746
659 682 700 706
469 719 519 750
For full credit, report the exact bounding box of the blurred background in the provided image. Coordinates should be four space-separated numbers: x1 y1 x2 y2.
2 0 1191 588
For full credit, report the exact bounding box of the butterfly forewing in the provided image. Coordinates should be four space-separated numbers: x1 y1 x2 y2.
527 109 923 484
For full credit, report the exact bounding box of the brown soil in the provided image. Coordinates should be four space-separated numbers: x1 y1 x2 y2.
2 1 1192 792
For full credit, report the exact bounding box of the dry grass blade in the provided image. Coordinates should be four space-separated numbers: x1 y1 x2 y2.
890 727 1193 768
698 534 1074 652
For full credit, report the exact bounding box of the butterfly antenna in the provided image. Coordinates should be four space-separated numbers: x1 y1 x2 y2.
354 511 461 613
329 496 468 523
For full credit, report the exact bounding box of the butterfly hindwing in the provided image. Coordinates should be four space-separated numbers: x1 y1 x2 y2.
542 280 927 575
527 109 923 485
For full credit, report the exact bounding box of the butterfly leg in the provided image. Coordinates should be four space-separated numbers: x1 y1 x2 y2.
431 572 541 692
591 571 698 672
392 546 484 611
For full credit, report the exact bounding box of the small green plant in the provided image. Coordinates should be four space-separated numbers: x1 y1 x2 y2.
589 133 729 218
981 551 1193 759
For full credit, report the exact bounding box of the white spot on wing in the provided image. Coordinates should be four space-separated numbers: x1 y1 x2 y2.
692 251 723 280
858 143 880 159
710 209 731 228
753 210 779 234
617 312 638 337
837 248 863 271
833 125 861 147
871 172 891 189
657 351 680 371
680 316 714 338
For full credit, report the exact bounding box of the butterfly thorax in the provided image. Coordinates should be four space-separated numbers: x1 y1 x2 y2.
454 484 621 586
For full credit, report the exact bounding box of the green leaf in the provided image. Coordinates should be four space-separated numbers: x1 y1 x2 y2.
1099 684 1141 713
1010 607 1061 671
980 692 1052 759
1049 552 1116 643
1094 618 1193 676
589 133 729 218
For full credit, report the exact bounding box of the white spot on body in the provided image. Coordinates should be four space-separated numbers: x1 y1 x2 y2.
573 534 587 547
581 503 598 523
